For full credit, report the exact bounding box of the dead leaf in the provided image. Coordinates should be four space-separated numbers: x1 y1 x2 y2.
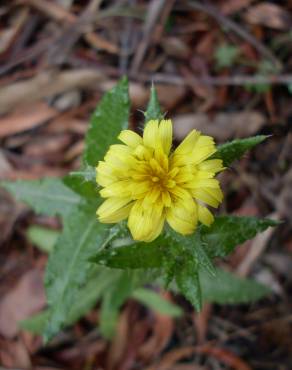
219 0 256 15
277 168 292 223
0 69 104 114
244 3 292 30
161 37 190 59
0 103 58 138
0 187 24 244
138 293 174 362
0 338 31 368
173 111 265 142
0 269 46 338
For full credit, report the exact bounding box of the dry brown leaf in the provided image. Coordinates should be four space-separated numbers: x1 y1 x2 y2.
244 3 292 30
146 344 252 370
219 0 256 15
138 293 174 362
0 187 24 244
0 69 104 114
23 133 72 157
173 111 265 142
106 308 130 370
0 103 58 138
277 168 292 223
161 37 190 59
0 269 46 338
0 338 31 368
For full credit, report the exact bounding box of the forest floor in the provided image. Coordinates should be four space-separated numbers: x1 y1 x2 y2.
0 1 291 369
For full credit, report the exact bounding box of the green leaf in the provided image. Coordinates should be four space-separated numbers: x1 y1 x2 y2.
44 203 119 341
83 77 130 167
215 44 240 69
21 266 118 335
27 226 60 253
20 311 50 335
90 237 165 269
201 216 278 258
132 288 182 317
201 268 270 304
64 166 98 199
165 228 216 277
175 254 202 311
1 178 81 218
99 270 144 338
213 135 268 166
144 84 163 122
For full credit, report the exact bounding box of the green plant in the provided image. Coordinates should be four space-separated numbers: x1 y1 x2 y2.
3 78 277 342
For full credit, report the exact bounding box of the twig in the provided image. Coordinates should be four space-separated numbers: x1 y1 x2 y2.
135 72 292 86
130 0 167 74
45 0 103 65
186 1 282 71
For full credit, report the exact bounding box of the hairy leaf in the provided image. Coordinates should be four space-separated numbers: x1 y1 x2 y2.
201 216 278 258
64 166 98 199
83 77 130 166
175 254 202 311
144 84 163 122
2 178 81 218
44 203 119 341
99 270 148 338
90 238 165 269
213 136 268 166
21 266 118 335
132 288 182 317
201 268 270 304
27 226 60 253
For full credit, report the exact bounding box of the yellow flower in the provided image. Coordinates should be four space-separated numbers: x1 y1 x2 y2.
96 119 224 242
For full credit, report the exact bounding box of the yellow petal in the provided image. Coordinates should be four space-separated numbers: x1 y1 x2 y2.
191 188 222 208
99 180 132 198
166 200 197 235
143 120 159 149
97 197 132 223
159 119 172 155
188 178 220 189
128 201 164 242
174 130 200 155
198 204 214 226
118 130 142 148
189 145 216 165
198 159 224 173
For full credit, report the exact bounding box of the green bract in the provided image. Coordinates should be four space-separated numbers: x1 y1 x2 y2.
2 78 278 342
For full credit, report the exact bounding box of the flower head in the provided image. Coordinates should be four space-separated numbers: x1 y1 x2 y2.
96 119 224 242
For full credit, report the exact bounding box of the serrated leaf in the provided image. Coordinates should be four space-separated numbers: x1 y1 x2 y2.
165 228 216 276
144 84 163 122
83 77 130 167
44 203 119 341
64 166 98 199
21 266 117 335
132 288 182 317
213 136 268 166
201 268 270 304
27 226 60 253
201 216 278 258
2 178 81 218
175 255 202 311
90 237 165 269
